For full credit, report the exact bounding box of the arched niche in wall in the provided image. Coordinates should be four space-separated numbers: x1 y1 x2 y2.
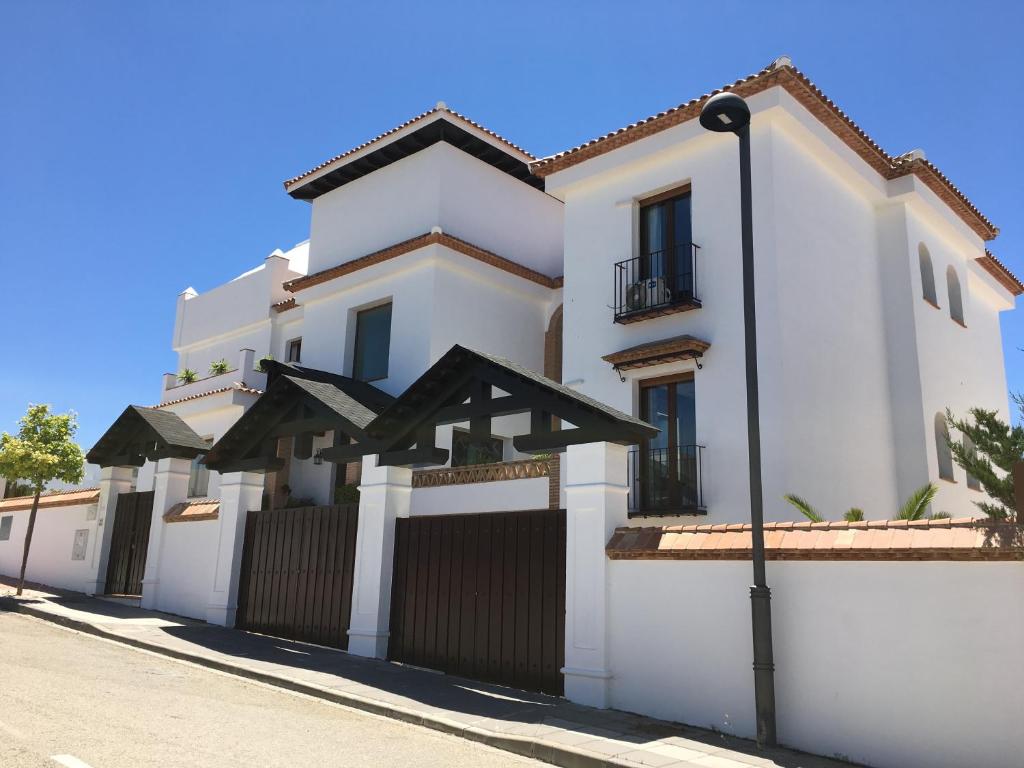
544 304 563 384
934 412 955 481
946 266 966 326
918 243 938 306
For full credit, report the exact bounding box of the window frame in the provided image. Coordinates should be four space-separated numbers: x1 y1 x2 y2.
946 266 966 327
187 437 214 498
450 427 506 468
286 337 302 363
918 243 939 308
352 302 393 383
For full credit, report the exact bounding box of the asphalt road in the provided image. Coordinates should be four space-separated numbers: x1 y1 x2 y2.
0 612 543 768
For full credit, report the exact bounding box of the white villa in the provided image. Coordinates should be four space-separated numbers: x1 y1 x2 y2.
1 58 1021 768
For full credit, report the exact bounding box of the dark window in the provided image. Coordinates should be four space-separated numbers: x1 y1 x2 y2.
286 338 302 363
635 374 699 512
640 189 693 286
964 437 981 491
919 244 938 306
353 303 392 382
188 453 210 498
0 515 11 541
935 413 955 481
947 266 965 326
451 429 504 467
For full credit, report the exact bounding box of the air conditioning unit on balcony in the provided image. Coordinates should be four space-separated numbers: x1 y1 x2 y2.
625 277 672 312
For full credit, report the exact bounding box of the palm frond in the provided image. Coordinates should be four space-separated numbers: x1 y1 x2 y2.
896 483 938 520
784 493 824 523
843 508 864 522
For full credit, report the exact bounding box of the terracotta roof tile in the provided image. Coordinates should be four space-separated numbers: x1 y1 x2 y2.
284 105 535 191
154 383 263 409
606 517 1024 561
283 230 560 294
977 252 1024 296
0 488 100 512
532 57 998 241
164 499 220 523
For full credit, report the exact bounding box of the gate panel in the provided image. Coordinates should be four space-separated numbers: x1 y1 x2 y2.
236 504 359 649
389 509 566 696
104 490 154 596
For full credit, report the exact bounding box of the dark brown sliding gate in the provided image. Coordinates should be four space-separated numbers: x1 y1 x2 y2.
236 504 359 649
104 490 154 596
389 509 566 696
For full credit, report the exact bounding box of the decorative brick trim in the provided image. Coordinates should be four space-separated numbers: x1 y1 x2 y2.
606 518 1024 562
977 253 1024 296
531 60 997 241
547 454 560 511
602 335 710 372
412 459 554 488
272 297 298 313
163 500 220 523
0 488 100 512
284 231 560 293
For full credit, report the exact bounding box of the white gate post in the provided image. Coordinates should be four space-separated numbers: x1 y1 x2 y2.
347 455 412 658
140 457 191 610
85 466 135 596
206 471 263 626
563 441 629 708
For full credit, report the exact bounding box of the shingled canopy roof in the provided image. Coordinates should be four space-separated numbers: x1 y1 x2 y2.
87 406 211 468
321 345 658 468
203 364 393 474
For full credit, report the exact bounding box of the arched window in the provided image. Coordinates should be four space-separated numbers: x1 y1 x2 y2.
918 244 938 306
963 436 981 491
544 304 563 384
946 266 965 326
935 413 955 481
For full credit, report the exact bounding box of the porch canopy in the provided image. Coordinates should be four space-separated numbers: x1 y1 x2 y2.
202 362 394 474
321 345 658 468
86 406 211 468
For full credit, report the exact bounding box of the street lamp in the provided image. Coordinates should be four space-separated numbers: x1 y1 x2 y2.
699 91 777 748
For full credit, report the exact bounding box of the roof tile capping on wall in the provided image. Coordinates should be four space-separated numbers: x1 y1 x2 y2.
607 518 1024 561
0 488 100 512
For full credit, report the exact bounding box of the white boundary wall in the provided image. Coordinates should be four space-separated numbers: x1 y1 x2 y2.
148 518 220 619
607 559 1024 768
0 502 100 591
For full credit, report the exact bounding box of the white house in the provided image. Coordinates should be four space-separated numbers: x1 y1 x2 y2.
5 58 1022 768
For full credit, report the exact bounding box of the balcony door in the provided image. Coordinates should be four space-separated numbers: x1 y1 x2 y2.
639 188 692 295
638 374 697 512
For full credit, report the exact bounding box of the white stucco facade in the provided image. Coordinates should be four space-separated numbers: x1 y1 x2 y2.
25 62 1019 768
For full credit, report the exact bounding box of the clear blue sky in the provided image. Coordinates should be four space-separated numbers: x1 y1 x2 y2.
1 1 1021 448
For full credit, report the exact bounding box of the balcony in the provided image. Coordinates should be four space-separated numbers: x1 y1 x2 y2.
628 444 706 517
613 243 701 323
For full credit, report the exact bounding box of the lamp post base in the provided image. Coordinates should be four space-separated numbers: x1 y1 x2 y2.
750 584 777 747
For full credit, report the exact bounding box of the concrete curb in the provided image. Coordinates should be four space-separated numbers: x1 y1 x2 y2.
0 598 616 768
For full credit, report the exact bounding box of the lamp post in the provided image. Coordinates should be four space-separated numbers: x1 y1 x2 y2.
699 91 777 748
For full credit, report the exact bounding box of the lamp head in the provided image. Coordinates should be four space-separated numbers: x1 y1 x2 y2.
699 92 751 134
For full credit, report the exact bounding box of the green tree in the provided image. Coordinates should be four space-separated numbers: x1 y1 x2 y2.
946 399 1024 521
0 405 85 595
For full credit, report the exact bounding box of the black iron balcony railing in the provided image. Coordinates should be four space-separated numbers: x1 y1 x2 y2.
614 242 701 323
628 444 706 517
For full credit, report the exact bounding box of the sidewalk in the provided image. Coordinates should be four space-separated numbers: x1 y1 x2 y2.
0 579 851 768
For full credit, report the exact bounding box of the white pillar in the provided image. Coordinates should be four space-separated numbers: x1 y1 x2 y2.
347 456 412 658
206 471 263 626
85 466 134 595
140 457 191 610
562 441 629 708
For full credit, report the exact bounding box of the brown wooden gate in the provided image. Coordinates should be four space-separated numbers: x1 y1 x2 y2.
236 504 359 649
104 490 154 596
389 509 566 696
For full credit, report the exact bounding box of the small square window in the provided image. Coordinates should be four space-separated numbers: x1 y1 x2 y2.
286 338 302 363
0 515 12 541
451 429 504 467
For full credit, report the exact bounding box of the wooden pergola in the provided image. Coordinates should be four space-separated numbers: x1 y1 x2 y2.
86 406 211 468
